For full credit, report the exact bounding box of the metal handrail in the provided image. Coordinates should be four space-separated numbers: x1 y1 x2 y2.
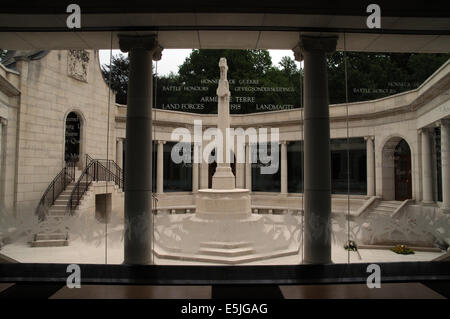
66 154 123 215
35 161 75 221
66 154 158 215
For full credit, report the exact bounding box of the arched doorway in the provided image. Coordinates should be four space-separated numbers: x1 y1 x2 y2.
382 137 412 201
208 149 236 188
65 112 81 165
394 139 412 200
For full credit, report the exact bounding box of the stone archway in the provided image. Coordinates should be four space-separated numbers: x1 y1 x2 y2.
382 136 412 200
64 111 82 165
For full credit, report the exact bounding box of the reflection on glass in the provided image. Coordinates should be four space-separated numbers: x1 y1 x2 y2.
0 45 448 268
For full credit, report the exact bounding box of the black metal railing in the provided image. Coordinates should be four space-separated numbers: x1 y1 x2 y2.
35 161 76 221
66 154 158 216
152 194 158 214
66 154 123 215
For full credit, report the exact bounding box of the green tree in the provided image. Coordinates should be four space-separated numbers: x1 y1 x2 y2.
101 53 129 104
327 52 450 104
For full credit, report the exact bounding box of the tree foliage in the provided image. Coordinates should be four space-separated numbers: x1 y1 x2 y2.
101 49 449 112
101 53 129 105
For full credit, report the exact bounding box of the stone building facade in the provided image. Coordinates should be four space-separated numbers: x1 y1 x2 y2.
0 50 116 214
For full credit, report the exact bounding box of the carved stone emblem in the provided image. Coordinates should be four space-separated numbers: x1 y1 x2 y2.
67 50 89 82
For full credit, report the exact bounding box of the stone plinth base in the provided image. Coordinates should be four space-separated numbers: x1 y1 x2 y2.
195 188 251 219
212 167 236 189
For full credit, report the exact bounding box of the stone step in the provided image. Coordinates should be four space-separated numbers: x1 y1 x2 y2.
38 226 67 233
374 206 395 212
154 245 299 265
47 211 66 217
48 210 66 216
377 204 400 209
383 201 402 205
370 209 392 216
200 241 251 249
43 215 65 222
35 232 68 241
54 199 69 205
30 239 69 247
198 247 254 257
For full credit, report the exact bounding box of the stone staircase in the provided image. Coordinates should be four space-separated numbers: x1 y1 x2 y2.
31 168 83 247
154 238 299 264
366 200 403 218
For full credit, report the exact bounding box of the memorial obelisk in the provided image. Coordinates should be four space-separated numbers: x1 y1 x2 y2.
212 57 236 189
195 58 251 219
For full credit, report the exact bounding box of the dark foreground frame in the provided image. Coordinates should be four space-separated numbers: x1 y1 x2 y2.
1 262 449 285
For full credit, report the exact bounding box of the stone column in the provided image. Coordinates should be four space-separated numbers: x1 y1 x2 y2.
421 128 433 203
440 120 450 212
235 138 245 188
245 143 252 191
119 35 163 265
116 138 123 169
192 144 199 193
365 136 375 196
293 35 337 264
157 140 165 194
200 137 209 189
281 141 288 194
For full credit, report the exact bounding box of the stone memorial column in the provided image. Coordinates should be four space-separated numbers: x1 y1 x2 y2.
293 35 337 264
365 136 375 196
119 35 163 265
440 120 450 212
281 141 288 194
157 140 165 194
421 128 433 203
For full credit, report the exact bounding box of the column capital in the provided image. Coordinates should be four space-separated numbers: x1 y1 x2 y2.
157 140 166 145
364 136 374 141
418 127 432 134
0 117 7 125
292 35 338 62
118 35 163 61
437 119 450 127
280 140 289 145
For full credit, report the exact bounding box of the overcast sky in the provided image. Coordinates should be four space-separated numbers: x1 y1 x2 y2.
99 49 297 76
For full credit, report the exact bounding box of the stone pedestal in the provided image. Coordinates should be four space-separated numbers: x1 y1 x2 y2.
196 189 251 219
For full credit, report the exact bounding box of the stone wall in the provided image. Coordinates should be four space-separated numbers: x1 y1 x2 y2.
12 50 116 215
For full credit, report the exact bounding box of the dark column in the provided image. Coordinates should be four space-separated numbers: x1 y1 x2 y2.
119 35 163 264
294 35 337 264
